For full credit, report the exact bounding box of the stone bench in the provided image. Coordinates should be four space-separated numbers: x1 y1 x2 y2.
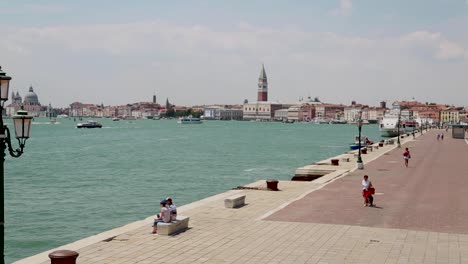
157 216 189 236
224 194 246 208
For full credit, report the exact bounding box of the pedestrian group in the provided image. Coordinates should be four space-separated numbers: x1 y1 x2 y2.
152 197 177 234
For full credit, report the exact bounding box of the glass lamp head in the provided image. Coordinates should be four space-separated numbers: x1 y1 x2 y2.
13 109 33 139
0 66 12 102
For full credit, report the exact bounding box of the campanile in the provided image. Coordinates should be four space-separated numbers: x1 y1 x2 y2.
257 64 268 102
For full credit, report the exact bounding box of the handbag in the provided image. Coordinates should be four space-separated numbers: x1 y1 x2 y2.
369 187 375 195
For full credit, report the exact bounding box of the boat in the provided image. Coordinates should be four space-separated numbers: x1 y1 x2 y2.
76 120 103 128
112 117 120 121
349 135 373 150
177 116 202 124
404 120 419 134
57 114 68 118
379 114 401 137
330 119 347 124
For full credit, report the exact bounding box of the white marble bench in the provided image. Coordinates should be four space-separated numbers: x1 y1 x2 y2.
224 194 246 208
157 216 189 236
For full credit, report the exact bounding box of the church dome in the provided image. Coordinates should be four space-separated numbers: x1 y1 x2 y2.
23 86 40 105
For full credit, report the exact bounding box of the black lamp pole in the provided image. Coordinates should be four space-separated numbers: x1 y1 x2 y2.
357 110 363 169
397 109 401 148
0 66 32 264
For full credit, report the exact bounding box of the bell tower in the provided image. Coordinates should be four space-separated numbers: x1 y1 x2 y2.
257 64 268 102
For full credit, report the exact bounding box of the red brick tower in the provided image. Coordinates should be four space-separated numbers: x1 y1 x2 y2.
257 64 268 102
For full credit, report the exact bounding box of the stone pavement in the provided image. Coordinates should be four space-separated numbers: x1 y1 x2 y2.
16 129 468 264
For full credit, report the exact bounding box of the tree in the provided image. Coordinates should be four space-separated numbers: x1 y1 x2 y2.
165 108 175 117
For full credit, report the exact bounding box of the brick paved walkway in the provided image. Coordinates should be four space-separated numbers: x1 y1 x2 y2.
15 129 468 264
267 130 468 235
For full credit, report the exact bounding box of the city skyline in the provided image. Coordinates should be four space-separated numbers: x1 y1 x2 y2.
1 1 468 108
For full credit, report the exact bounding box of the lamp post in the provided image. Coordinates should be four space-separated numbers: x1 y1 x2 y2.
357 110 364 170
0 66 33 264
397 109 401 148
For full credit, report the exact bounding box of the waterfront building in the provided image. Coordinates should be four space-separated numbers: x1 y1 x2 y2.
204 106 243 120
344 107 363 122
204 106 222 120
257 64 268 102
274 109 288 121
243 102 282 121
315 104 346 120
366 107 386 123
440 107 461 124
287 103 316 122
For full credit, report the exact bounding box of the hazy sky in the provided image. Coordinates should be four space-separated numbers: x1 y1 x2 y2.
1 0 467 107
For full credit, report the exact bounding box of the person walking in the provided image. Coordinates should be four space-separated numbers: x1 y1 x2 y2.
403 147 411 167
361 175 375 207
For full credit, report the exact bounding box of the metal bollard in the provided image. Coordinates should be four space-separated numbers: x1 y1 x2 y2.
49 250 79 264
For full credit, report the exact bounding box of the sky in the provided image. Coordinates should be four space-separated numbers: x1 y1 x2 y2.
0 0 467 108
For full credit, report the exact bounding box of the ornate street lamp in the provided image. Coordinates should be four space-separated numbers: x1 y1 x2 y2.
0 66 33 264
357 110 364 170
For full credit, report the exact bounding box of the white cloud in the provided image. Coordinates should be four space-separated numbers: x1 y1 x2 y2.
0 22 467 107
331 0 353 16
400 31 466 60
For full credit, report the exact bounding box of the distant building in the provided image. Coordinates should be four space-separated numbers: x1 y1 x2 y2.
243 102 282 121
274 109 288 121
315 104 346 120
243 64 282 121
6 86 42 116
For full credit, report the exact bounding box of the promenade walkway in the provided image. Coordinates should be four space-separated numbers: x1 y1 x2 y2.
16 129 468 264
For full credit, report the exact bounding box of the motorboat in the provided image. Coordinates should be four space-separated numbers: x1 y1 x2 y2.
76 120 102 128
112 117 120 121
178 116 202 124
330 119 347 124
349 135 373 150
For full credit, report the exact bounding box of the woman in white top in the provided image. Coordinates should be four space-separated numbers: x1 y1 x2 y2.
361 175 374 207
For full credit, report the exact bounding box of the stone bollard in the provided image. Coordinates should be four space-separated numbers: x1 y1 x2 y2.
266 180 279 191
331 159 339 166
49 250 79 264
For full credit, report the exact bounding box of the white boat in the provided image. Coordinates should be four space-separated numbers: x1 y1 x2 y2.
178 116 202 124
77 120 102 128
112 117 120 121
379 115 400 137
57 114 68 118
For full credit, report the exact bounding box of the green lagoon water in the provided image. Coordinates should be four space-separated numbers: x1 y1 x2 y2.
5 118 381 263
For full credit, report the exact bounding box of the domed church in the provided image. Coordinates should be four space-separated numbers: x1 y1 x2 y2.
6 86 43 116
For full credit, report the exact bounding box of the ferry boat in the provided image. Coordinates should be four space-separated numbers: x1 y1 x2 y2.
380 116 419 137
379 115 400 137
178 116 202 124
76 120 103 128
